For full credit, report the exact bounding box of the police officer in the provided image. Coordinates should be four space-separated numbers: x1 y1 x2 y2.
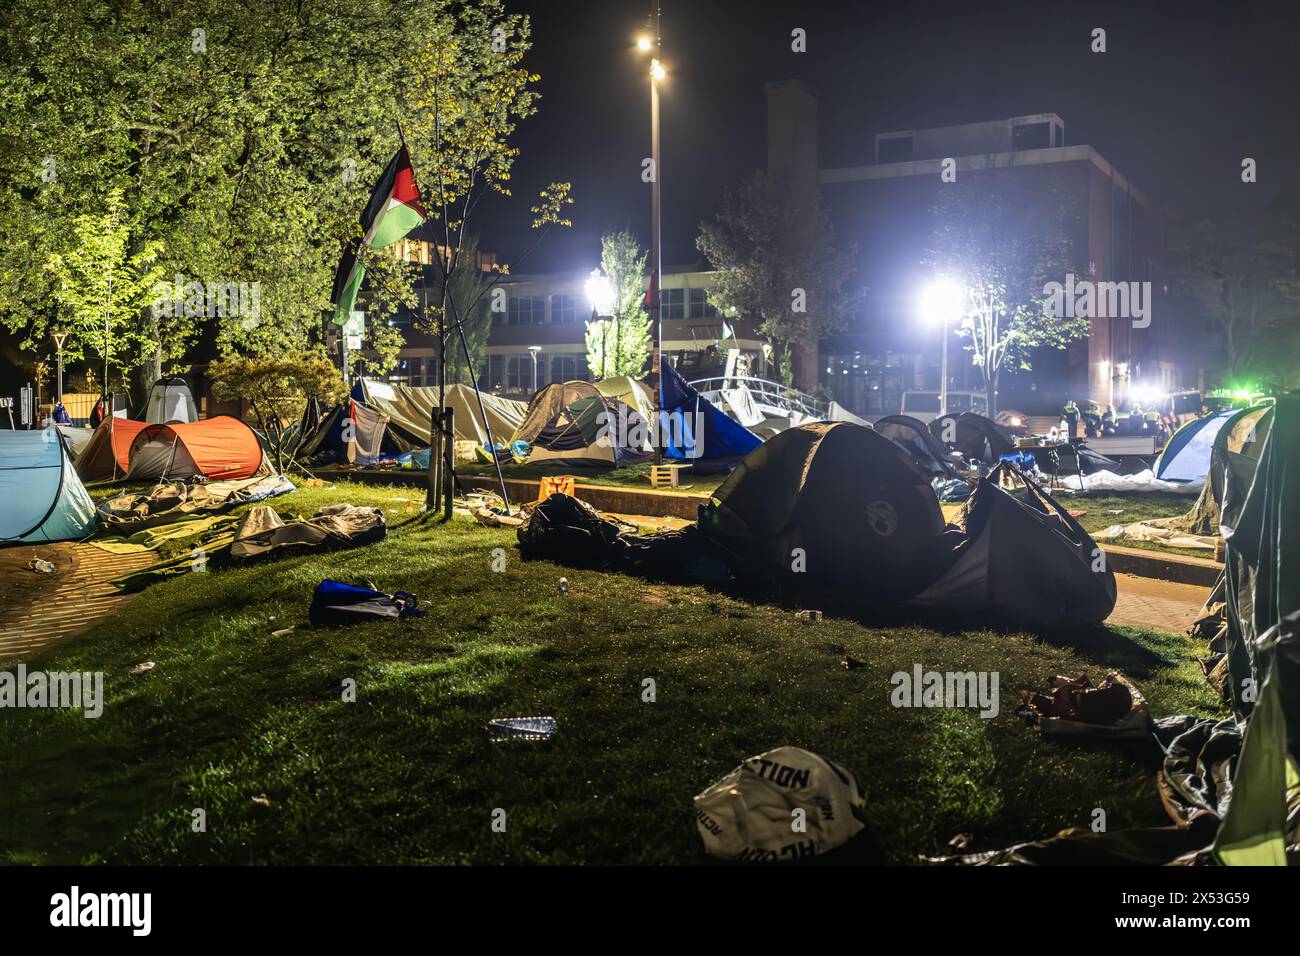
1062 399 1079 440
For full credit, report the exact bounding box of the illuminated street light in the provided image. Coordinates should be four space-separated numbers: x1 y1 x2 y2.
585 271 615 316
917 277 965 417
650 59 665 81
586 271 616 380
636 35 653 51
528 344 542 393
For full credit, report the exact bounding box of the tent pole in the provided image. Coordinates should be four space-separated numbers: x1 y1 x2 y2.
446 295 510 515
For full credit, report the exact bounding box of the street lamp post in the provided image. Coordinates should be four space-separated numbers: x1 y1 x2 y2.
918 278 964 417
638 5 664 459
528 345 542 393
585 272 616 381
51 328 68 406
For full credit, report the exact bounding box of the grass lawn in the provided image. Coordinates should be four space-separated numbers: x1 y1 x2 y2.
0 481 1223 865
407 460 728 495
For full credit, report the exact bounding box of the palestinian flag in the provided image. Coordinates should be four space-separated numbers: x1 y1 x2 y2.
643 268 658 312
330 145 428 325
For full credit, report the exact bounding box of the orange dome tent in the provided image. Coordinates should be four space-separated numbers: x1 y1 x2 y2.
126 416 266 481
75 417 151 482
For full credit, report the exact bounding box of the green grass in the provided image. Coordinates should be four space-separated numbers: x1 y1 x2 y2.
370 460 728 494
1057 492 1213 559
0 481 1223 865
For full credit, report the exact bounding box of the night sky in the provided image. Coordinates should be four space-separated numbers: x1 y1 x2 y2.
479 0 1300 272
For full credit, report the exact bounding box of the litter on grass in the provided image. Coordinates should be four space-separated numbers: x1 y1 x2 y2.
486 716 558 743
694 746 868 861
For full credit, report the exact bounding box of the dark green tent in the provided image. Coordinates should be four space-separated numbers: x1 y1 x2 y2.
1213 394 1300 864
699 422 948 600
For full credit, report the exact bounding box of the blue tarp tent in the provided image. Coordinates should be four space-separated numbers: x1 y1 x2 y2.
659 357 762 470
0 430 98 543
1155 410 1236 482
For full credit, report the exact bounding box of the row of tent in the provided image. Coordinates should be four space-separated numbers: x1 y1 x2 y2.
521 419 1118 629
0 415 269 544
301 358 763 471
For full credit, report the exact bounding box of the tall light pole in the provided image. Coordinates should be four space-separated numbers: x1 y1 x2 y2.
638 5 663 454
918 278 964 417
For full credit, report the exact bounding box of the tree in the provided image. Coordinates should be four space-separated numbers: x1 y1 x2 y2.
42 189 168 392
398 2 572 509
926 180 1083 415
1168 207 1300 390
208 352 344 474
585 231 652 379
697 172 854 384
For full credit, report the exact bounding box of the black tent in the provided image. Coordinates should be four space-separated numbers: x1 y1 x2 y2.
930 412 1016 464
697 422 949 600
874 414 959 479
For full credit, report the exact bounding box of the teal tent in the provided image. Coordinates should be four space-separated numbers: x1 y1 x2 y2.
0 430 98 543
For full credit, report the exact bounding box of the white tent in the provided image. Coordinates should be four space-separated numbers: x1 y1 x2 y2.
144 376 198 423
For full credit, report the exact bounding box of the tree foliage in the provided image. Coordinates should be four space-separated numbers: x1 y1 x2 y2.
585 231 652 379
926 179 1083 413
697 172 854 383
0 0 474 385
42 189 167 389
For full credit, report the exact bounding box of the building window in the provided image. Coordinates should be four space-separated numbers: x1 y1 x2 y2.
824 354 905 417
662 288 685 320
550 294 579 324
687 288 717 319
391 356 437 387
550 353 588 383
507 296 545 326
505 355 534 391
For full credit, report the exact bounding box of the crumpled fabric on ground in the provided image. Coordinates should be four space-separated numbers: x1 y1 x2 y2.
230 504 386 560
98 474 295 531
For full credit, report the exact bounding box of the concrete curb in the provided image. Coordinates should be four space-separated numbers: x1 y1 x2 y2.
320 468 1222 587
1099 543 1222 588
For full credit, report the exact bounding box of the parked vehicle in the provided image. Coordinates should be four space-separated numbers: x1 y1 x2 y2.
899 390 988 424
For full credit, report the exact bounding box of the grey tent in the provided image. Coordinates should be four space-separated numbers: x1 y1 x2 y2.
297 399 392 464
354 379 528 454
930 412 1016 464
143 376 198 423
1173 405 1273 537
510 381 651 467
908 464 1117 628
874 414 959 479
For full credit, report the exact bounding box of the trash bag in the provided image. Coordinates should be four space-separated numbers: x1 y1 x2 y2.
516 493 626 568
308 579 423 627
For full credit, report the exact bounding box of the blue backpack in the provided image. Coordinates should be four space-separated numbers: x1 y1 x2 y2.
308 579 424 627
